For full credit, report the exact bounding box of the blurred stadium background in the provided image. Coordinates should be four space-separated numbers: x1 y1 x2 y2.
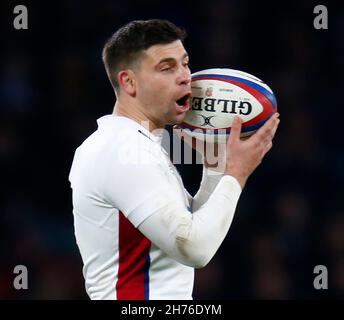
1 0 343 299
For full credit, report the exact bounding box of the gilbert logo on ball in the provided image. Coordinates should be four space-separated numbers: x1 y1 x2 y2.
176 68 278 143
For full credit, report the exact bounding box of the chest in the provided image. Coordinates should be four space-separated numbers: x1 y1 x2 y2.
159 148 190 208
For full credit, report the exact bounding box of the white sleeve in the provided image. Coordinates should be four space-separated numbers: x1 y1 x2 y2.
191 167 225 212
138 175 242 268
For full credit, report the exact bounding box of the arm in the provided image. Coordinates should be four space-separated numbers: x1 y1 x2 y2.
191 167 224 212
105 114 279 268
102 137 241 269
138 174 241 268
156 113 280 267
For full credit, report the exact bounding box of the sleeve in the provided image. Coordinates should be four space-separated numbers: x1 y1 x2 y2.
138 174 242 268
191 167 225 212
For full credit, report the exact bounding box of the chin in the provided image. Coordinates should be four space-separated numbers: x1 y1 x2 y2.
167 115 184 126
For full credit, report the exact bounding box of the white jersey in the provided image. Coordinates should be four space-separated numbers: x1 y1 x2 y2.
69 114 242 300
69 115 196 300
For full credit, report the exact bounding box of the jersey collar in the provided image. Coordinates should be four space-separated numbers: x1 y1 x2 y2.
97 115 163 144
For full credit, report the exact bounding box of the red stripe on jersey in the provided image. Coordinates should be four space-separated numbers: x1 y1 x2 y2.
116 211 151 300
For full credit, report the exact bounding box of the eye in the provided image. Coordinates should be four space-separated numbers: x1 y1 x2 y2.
161 67 171 72
183 61 190 68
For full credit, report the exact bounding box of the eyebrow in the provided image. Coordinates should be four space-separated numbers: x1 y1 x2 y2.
156 52 189 65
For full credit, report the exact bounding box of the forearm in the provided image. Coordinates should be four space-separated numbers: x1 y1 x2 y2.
138 175 242 268
191 167 225 212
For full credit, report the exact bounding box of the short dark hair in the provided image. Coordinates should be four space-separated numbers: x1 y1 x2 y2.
102 19 187 91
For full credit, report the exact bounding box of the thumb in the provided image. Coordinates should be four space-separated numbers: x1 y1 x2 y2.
228 116 242 142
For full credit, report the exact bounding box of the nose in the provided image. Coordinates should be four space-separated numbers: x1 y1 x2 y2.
176 65 191 86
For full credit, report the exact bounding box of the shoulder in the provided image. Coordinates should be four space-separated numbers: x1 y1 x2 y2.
93 117 164 171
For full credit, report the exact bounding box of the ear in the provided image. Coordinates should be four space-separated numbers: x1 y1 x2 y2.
117 70 136 96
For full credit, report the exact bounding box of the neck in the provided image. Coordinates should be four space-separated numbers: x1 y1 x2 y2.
113 100 164 133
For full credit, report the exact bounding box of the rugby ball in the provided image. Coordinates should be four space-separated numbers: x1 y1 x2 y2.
176 68 278 143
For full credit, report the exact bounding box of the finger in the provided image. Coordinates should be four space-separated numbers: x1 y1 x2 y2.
262 116 280 143
264 118 280 144
228 116 242 142
270 118 280 140
260 141 273 159
254 113 279 141
265 141 273 152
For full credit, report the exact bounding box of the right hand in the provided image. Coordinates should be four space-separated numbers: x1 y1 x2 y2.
226 113 280 189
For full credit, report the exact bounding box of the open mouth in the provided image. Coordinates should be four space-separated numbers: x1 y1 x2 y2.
175 93 191 112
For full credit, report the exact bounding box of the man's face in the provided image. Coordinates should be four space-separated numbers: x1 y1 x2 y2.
133 40 191 128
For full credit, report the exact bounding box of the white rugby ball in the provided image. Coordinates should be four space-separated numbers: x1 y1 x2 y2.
176 68 278 143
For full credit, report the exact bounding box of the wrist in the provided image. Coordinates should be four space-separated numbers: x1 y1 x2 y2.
225 167 247 189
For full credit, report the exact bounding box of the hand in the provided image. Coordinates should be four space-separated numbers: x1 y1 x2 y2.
226 113 280 188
